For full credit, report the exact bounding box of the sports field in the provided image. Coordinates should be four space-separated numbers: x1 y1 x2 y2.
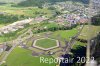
35 38 57 48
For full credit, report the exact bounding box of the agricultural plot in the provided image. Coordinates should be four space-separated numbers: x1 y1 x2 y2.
0 4 53 17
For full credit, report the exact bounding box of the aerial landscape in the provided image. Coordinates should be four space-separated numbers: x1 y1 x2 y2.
0 0 100 66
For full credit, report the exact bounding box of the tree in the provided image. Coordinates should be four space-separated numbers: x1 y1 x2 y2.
71 45 86 66
91 14 100 26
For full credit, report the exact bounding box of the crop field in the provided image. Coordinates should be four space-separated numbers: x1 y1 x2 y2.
0 4 53 17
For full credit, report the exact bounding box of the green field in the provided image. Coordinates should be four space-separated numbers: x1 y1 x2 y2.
1 47 56 66
50 29 78 41
79 25 100 40
32 28 78 47
0 0 25 3
0 4 53 28
36 38 57 48
0 4 53 17
41 22 59 28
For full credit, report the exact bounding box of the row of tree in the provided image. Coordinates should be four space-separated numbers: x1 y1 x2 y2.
60 45 86 66
91 14 100 26
32 24 77 34
0 14 27 24
16 0 89 7
92 32 100 64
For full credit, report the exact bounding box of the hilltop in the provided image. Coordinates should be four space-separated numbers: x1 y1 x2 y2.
0 0 89 6
0 0 26 3
17 0 89 7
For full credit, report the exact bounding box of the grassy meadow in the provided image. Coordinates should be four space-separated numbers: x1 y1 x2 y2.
78 25 100 40
36 38 57 48
1 47 56 66
0 4 53 17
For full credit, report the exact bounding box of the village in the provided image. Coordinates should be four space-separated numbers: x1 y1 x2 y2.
0 8 89 35
0 0 100 66
0 0 91 56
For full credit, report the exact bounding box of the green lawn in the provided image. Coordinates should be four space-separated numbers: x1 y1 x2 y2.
41 22 60 28
78 25 100 40
50 28 78 41
0 0 25 3
33 28 78 47
36 38 57 48
1 47 56 66
72 41 86 49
